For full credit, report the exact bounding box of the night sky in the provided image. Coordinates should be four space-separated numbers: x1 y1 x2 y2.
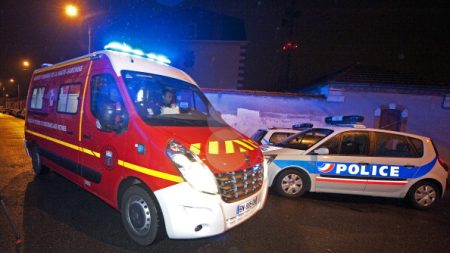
1 0 450 94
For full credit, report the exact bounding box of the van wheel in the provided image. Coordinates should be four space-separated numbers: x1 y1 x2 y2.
121 185 161 246
275 169 310 198
408 181 439 210
31 146 48 175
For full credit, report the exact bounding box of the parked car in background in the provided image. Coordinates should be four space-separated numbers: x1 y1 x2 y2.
264 116 449 209
251 123 313 145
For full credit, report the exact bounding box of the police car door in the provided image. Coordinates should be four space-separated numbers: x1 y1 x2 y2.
364 132 422 197
312 131 370 194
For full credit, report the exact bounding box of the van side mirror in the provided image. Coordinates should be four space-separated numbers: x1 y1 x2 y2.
313 148 329 155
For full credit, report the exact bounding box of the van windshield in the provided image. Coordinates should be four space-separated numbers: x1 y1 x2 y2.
122 71 227 127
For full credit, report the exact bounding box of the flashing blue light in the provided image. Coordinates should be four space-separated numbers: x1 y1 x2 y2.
104 41 171 65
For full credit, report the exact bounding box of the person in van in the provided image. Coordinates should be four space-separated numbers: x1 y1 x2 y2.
160 88 179 115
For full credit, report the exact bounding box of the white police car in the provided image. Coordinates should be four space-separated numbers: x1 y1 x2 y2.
264 116 448 209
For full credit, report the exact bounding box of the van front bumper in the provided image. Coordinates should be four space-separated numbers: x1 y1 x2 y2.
154 179 268 239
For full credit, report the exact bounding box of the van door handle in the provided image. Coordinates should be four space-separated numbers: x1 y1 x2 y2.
358 162 369 166
66 130 74 135
82 134 92 140
404 165 416 169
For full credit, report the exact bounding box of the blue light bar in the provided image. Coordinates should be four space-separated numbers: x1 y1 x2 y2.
104 41 171 65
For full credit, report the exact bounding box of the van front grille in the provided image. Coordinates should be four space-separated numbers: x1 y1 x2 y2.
215 164 264 203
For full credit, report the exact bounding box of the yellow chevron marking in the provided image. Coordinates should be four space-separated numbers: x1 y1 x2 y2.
225 140 235 154
190 143 201 155
233 139 255 151
242 139 260 149
208 141 219 154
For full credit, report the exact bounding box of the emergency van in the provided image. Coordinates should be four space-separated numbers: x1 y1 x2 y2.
264 116 448 209
24 42 268 245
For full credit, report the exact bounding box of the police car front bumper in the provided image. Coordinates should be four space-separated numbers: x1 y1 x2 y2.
154 180 268 239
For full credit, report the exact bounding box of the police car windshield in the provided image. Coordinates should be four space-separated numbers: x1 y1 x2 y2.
122 71 227 127
276 128 334 150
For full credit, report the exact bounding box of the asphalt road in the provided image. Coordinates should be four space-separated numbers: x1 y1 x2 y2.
1 113 449 253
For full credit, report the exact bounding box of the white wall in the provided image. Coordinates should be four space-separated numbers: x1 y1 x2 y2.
204 90 450 163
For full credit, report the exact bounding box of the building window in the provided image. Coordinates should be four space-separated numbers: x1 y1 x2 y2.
30 87 45 110
57 83 81 114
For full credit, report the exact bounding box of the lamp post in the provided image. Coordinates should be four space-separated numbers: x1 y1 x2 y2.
64 3 93 54
9 78 20 110
0 81 4 107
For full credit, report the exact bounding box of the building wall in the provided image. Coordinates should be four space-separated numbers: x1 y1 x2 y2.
204 89 450 163
177 40 247 89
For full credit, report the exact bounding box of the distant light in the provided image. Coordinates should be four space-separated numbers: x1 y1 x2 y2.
22 60 30 68
9 78 15 83
104 41 171 65
65 4 79 18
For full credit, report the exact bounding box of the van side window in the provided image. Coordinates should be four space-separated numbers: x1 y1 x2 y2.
90 74 128 132
375 132 421 158
57 83 81 114
30 87 45 110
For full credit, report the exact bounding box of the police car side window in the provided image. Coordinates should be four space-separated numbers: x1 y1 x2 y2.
339 132 369 156
375 132 420 158
319 136 340 154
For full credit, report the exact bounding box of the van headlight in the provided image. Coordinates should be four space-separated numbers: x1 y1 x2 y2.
166 139 218 194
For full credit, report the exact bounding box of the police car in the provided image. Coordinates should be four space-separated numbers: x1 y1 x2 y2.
252 123 313 145
264 116 449 209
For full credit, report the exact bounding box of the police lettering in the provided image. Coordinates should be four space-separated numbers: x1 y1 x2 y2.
334 164 400 177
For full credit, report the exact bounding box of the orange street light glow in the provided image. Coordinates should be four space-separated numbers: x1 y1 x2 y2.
65 4 79 17
22 60 30 67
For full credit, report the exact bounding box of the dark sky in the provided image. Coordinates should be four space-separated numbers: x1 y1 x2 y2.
1 0 450 93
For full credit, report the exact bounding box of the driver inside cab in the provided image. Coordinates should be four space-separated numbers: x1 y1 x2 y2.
160 88 179 115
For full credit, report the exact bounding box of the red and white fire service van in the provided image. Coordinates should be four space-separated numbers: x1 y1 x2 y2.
24 42 268 245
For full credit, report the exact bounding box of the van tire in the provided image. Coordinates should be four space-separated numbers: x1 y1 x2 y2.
31 146 48 175
121 185 161 246
275 169 310 198
407 181 439 210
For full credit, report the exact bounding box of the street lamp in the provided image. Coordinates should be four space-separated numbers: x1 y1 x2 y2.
22 60 30 70
65 4 79 18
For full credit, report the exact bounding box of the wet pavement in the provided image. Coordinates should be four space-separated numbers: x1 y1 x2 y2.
1 113 450 253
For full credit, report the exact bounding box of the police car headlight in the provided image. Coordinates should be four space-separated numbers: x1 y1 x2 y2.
264 155 277 165
166 139 218 194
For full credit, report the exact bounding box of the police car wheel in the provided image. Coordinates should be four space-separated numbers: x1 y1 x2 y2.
31 146 48 175
275 169 310 198
408 181 439 210
121 185 161 246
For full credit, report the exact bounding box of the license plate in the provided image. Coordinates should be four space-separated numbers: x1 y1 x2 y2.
236 196 258 215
